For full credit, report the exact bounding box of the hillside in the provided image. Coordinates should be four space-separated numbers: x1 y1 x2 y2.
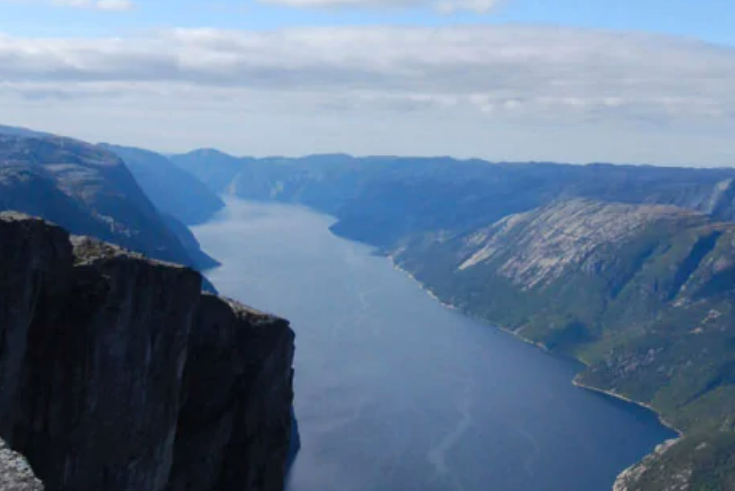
390 199 735 490
0 134 210 271
101 144 225 226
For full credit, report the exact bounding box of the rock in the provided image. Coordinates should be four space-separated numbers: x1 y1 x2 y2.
613 439 681 491
167 296 295 491
458 199 694 290
0 439 43 491
0 213 295 491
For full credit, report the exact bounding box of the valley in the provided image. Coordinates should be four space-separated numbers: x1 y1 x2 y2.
193 199 675 491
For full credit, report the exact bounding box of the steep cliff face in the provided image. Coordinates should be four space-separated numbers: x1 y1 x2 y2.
0 213 295 491
168 295 294 491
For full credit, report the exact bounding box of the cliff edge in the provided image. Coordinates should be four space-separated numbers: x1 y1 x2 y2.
0 212 295 491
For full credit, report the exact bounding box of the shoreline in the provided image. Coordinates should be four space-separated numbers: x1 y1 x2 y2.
389 257 563 353
571 378 682 437
388 254 684 486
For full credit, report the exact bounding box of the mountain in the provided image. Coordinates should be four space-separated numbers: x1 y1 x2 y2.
170 149 255 194
100 144 225 225
172 151 735 490
391 199 735 490
0 124 51 138
170 152 735 243
0 212 295 491
0 133 212 271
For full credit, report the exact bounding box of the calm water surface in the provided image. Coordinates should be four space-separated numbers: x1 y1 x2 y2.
193 198 676 491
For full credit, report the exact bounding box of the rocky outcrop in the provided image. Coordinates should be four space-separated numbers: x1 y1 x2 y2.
0 212 295 491
613 439 680 491
457 200 694 289
0 439 44 491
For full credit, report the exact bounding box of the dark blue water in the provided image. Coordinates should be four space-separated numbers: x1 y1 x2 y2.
193 198 676 491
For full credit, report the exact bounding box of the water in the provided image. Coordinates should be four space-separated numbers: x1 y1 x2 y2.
192 198 676 491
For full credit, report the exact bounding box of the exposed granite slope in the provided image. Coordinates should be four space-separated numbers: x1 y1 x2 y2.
0 212 295 491
0 439 44 491
458 200 692 289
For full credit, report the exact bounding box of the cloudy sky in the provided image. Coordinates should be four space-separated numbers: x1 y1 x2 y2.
1 1 734 165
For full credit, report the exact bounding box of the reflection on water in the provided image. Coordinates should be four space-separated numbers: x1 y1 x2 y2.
192 198 676 491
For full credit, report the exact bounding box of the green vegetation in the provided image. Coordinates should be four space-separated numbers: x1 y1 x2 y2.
391 207 735 490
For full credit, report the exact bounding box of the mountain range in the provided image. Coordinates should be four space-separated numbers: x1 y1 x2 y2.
173 149 735 491
1 122 734 490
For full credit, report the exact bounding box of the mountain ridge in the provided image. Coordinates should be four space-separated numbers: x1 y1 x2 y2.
0 132 214 273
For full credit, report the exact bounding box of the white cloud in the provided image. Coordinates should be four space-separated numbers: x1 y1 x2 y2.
0 26 734 164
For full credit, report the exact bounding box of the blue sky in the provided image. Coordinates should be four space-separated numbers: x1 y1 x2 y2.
0 0 734 165
2 0 733 44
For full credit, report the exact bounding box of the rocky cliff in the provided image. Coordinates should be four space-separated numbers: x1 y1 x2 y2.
0 212 295 491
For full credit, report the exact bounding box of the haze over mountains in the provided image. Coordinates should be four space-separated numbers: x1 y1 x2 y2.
1 124 735 490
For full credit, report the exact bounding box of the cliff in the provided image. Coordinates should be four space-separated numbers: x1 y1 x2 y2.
0 212 295 491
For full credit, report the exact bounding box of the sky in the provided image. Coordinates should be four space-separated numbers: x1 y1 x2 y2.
0 0 734 166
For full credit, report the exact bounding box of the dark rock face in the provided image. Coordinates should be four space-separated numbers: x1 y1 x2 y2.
168 296 295 491
0 213 295 491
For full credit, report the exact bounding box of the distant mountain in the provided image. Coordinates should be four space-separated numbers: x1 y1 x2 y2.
170 152 735 241
173 150 735 490
0 124 51 138
0 133 205 270
100 143 225 225
162 213 220 270
170 149 254 194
